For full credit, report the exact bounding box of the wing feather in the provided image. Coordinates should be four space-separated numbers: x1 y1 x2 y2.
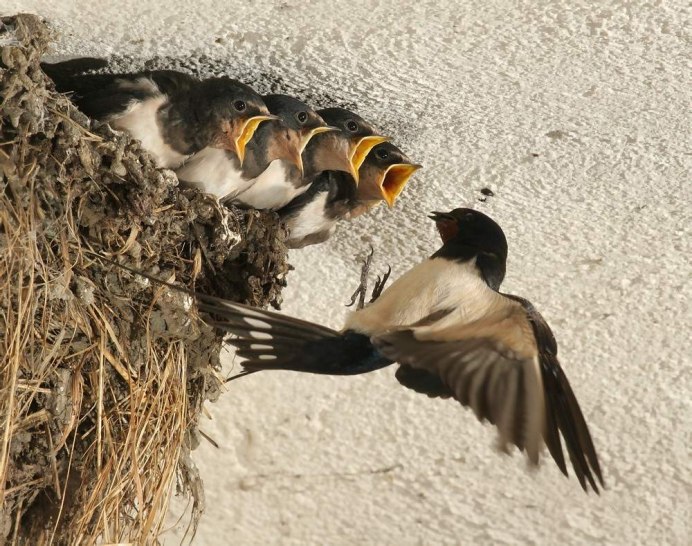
373 294 603 492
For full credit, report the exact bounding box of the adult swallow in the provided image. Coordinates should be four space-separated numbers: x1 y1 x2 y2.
231 95 336 209
193 208 604 492
42 59 273 169
279 142 420 248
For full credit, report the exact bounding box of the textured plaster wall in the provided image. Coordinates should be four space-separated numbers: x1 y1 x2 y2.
5 1 691 544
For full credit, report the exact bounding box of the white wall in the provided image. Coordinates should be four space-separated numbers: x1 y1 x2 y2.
6 1 690 544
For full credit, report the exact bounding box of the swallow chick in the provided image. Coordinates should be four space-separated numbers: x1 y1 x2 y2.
315 107 389 182
193 208 603 492
42 59 273 170
231 95 336 209
348 141 421 218
279 141 420 248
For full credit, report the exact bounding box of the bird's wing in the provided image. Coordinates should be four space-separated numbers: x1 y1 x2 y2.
42 60 198 119
41 57 110 78
197 297 391 375
506 294 604 493
145 70 199 97
373 295 604 492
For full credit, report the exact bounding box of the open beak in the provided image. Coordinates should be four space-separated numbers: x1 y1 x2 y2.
233 115 277 166
428 211 454 222
377 163 422 207
349 135 390 183
291 126 338 175
429 210 457 242
300 126 338 154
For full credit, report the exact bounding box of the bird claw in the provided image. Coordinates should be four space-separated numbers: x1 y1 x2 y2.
370 265 392 303
346 246 374 310
346 247 391 309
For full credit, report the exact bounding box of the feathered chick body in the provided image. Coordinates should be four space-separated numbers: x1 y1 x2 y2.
42 59 272 169
280 141 420 248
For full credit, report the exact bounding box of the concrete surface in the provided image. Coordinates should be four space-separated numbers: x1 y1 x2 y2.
5 0 691 544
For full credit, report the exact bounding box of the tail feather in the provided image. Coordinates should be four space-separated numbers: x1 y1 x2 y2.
197 299 338 340
41 58 114 96
85 253 390 375
198 298 391 375
41 57 110 78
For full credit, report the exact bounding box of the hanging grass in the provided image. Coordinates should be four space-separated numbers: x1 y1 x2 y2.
0 14 289 544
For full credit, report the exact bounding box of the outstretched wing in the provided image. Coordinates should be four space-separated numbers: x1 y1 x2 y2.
373 295 604 493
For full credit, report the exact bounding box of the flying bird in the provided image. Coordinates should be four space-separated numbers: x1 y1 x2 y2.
195 208 604 492
41 59 273 169
280 141 420 248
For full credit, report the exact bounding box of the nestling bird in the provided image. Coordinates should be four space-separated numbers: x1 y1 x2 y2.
315 107 389 182
280 141 420 248
348 141 421 217
194 208 604 492
230 95 337 209
41 59 273 169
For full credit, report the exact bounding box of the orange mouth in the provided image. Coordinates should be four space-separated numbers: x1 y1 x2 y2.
349 135 390 183
300 126 338 154
233 115 277 165
377 163 422 207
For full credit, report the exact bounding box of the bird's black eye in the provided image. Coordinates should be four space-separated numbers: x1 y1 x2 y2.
346 120 358 132
296 111 308 124
233 100 246 112
375 148 389 160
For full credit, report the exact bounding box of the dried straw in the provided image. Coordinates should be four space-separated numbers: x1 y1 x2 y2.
0 14 288 544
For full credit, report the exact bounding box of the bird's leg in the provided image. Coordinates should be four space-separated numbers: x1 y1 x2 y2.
346 246 375 310
369 265 392 303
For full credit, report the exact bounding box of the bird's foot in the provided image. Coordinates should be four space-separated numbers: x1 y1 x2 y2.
370 265 392 303
346 248 391 309
346 246 375 310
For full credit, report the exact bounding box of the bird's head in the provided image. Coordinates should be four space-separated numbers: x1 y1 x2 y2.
242 94 336 177
307 108 388 181
355 142 421 209
193 78 276 165
429 208 508 288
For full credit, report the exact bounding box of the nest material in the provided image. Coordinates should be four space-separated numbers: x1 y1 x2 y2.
0 14 289 544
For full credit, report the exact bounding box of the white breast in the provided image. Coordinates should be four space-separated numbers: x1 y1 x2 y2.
175 148 249 198
285 192 331 242
110 93 188 169
235 160 306 210
344 257 496 335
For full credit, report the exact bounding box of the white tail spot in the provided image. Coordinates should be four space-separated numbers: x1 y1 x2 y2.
250 344 273 350
244 317 271 329
249 331 272 340
235 306 270 319
258 354 277 361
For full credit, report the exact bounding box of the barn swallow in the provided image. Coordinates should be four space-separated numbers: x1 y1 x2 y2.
42 59 273 169
348 141 421 218
191 208 603 492
231 95 336 209
279 170 358 248
315 107 389 183
279 141 420 248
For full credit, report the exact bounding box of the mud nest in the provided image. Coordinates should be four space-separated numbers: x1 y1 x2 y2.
0 14 289 544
